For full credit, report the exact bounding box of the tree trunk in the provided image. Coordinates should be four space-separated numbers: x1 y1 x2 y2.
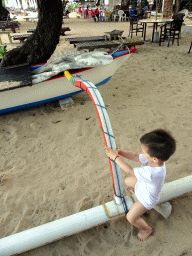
174 0 182 14
1 0 63 67
96 0 100 7
0 3 9 20
62 0 66 11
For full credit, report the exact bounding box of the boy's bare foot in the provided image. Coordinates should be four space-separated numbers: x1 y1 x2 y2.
137 228 153 242
127 187 135 195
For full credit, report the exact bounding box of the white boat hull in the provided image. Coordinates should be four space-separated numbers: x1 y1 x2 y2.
0 49 136 114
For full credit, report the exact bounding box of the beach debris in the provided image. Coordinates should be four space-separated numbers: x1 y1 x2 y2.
59 97 74 110
32 52 113 84
0 80 20 90
118 37 144 46
0 174 7 185
51 120 62 124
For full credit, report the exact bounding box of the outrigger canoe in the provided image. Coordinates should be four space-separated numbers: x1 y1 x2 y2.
0 47 136 115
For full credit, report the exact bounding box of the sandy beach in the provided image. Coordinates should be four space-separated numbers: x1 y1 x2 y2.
1 15 192 256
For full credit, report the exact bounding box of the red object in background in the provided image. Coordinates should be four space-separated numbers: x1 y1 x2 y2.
95 8 99 15
85 8 89 18
78 7 82 13
90 10 96 17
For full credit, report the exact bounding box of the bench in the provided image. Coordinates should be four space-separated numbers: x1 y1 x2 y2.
0 21 20 33
27 27 70 36
65 36 106 47
76 40 144 51
60 27 71 36
76 41 123 51
27 29 35 33
12 34 31 43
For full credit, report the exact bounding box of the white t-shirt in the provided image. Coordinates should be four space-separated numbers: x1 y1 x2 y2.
133 154 166 210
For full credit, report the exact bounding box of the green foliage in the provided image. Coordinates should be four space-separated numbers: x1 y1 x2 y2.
0 44 7 59
67 3 78 10
131 2 136 8
184 0 192 10
67 4 76 10
67 5 73 10
141 0 146 8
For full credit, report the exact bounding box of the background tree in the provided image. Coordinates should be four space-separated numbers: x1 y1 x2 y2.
0 0 9 20
1 0 63 67
121 0 131 10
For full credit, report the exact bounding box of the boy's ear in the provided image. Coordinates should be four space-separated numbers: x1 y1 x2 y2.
153 157 159 163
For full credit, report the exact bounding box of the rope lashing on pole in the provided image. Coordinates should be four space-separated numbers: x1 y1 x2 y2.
64 71 128 214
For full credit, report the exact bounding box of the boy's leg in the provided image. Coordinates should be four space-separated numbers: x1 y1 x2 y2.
124 176 137 195
126 200 153 241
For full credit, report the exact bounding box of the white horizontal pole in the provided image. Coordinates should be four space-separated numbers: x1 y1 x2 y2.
0 197 133 256
1 175 192 256
159 175 192 203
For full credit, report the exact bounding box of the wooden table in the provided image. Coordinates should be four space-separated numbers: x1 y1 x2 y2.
0 31 12 44
104 30 124 41
139 18 173 42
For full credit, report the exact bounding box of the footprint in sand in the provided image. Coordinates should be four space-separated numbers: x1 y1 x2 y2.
0 174 13 188
76 197 93 212
76 122 83 137
83 237 102 255
1 125 18 145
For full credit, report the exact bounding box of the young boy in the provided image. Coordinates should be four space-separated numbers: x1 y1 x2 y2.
105 129 176 241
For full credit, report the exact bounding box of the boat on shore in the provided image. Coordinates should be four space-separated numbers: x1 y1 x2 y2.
0 47 136 115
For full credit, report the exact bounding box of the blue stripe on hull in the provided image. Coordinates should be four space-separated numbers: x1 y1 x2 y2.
0 76 112 114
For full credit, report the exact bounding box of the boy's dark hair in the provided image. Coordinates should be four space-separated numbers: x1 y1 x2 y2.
140 129 176 161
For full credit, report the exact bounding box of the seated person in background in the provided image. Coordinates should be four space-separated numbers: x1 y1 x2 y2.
129 5 135 17
78 7 82 15
84 8 89 19
137 7 144 19
63 10 70 18
90 9 97 22
95 8 100 21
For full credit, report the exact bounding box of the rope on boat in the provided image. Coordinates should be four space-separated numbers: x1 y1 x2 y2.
64 70 128 214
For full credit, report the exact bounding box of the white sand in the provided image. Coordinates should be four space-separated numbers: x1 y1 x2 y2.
0 16 192 256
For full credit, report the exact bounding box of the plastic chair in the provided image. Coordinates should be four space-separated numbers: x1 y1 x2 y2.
104 11 111 22
118 10 129 22
99 10 105 22
112 12 119 22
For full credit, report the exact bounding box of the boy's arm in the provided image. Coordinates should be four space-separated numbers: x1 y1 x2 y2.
105 147 136 177
117 148 140 162
115 157 135 177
